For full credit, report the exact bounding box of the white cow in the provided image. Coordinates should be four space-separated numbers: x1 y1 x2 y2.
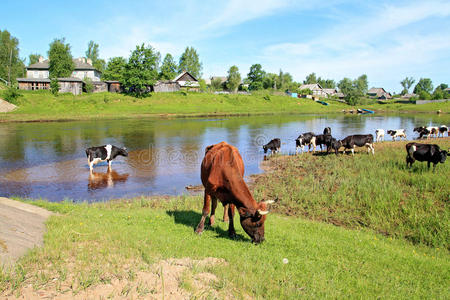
375 129 385 142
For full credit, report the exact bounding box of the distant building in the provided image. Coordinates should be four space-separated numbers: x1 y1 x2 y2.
367 87 392 99
401 93 418 99
299 83 327 97
173 71 200 91
153 81 180 92
323 88 338 97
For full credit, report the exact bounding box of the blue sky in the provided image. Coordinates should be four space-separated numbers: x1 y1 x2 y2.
3 0 450 92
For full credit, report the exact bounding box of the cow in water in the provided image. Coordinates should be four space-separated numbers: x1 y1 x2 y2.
439 125 448 137
295 132 316 154
405 142 448 171
195 142 274 244
263 138 281 154
387 129 407 141
85 145 128 171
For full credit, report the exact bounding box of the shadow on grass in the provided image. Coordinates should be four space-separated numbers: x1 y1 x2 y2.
166 210 249 242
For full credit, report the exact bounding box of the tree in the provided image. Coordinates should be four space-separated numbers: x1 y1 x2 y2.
102 57 127 82
226 65 241 93
159 53 178 80
28 53 41 65
279 70 293 90
338 75 366 106
304 73 317 84
122 44 160 97
413 78 433 94
247 64 265 91
355 74 368 94
48 38 74 78
318 78 336 89
84 77 93 93
211 78 223 91
400 77 415 95
50 78 59 95
433 83 449 100
0 29 25 84
86 40 106 72
178 47 202 78
263 73 278 89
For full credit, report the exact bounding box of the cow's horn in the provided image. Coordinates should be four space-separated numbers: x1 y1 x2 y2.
258 210 269 215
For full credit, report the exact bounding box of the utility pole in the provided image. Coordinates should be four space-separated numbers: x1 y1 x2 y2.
8 47 13 86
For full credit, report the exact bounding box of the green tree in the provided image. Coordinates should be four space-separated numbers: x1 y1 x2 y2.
178 47 202 78
86 40 106 72
400 77 415 95
263 73 278 89
338 76 366 106
198 78 207 92
304 73 317 84
84 77 94 93
102 57 127 82
50 78 59 95
28 53 41 65
122 44 160 97
279 70 293 90
247 64 265 91
226 65 241 93
355 74 368 94
0 29 25 84
159 53 178 80
211 78 223 91
318 77 336 89
413 78 433 94
48 38 74 78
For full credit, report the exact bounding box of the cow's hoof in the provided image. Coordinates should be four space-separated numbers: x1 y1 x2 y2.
194 227 204 235
229 232 237 239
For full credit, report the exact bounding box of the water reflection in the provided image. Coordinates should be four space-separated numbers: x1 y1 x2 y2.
88 169 129 191
0 114 448 201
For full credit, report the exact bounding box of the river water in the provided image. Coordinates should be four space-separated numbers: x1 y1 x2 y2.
0 113 447 201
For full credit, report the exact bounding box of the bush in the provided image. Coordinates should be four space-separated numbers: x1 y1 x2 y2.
84 77 94 93
50 78 59 96
2 85 22 104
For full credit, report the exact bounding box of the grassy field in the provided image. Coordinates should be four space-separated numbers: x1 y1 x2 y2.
1 139 449 298
253 138 450 249
1 90 448 122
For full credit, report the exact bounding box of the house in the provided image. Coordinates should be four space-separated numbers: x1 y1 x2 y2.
299 83 327 97
401 93 418 99
173 71 200 91
367 87 392 99
105 81 122 93
323 88 338 97
153 81 180 92
17 56 103 95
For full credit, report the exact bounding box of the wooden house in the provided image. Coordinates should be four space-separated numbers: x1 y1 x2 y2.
173 71 200 91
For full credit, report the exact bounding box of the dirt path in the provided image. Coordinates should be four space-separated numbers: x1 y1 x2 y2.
0 99 17 113
0 198 52 267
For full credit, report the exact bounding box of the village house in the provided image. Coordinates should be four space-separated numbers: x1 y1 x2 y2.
367 87 392 99
172 71 200 91
299 83 328 97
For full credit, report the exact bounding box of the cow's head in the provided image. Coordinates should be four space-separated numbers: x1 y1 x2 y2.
238 200 274 244
120 147 129 157
262 145 268 154
439 150 448 163
387 130 394 135
332 139 342 149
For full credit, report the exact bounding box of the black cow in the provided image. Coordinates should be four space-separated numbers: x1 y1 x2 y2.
315 134 332 152
263 138 281 154
323 127 331 135
85 144 128 171
295 132 316 154
406 142 447 171
340 134 374 155
327 138 342 155
439 125 448 137
414 127 430 140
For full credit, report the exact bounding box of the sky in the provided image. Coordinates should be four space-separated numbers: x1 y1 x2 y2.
2 0 450 92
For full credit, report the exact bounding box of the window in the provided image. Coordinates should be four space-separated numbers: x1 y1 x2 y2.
34 71 38 78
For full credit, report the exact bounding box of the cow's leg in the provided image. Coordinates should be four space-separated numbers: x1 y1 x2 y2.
227 204 236 239
208 197 218 226
427 161 431 170
371 144 375 155
107 159 112 169
433 163 437 172
351 146 355 156
195 192 212 234
223 203 229 222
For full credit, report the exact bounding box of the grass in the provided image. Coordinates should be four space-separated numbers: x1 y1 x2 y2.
0 197 449 299
1 90 448 122
253 138 450 249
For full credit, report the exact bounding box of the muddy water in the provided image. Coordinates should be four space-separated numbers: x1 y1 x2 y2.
0 114 448 201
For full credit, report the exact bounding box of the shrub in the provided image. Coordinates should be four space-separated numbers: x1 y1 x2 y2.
2 85 22 104
50 78 59 96
84 77 94 93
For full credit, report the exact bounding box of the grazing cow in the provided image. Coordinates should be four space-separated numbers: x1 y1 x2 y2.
375 129 385 142
263 138 281 154
340 134 375 155
387 129 407 141
427 126 439 138
327 138 342 155
85 145 128 171
414 127 430 139
406 142 448 171
315 134 332 152
295 132 316 154
323 127 331 135
195 142 274 243
438 125 448 137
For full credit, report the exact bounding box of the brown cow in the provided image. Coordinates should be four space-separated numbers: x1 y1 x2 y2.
195 142 273 243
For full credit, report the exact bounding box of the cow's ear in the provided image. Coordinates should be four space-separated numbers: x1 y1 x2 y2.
238 207 254 218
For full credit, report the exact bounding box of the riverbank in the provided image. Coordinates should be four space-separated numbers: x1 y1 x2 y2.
1 90 448 122
1 139 449 298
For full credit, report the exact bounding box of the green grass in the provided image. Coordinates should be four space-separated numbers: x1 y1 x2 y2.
1 90 448 122
1 197 449 299
253 139 450 249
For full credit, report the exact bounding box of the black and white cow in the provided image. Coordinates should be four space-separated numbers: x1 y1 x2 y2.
323 127 331 135
295 132 316 154
340 134 374 155
375 129 385 142
315 134 332 152
438 125 448 137
387 129 406 141
427 126 439 138
263 138 281 154
85 145 128 171
414 127 430 139
406 142 448 171
327 138 342 155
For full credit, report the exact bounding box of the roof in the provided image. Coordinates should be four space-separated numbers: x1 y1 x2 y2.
17 77 83 82
27 58 98 71
210 76 227 83
323 88 337 94
299 83 323 90
173 71 198 82
367 87 387 95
